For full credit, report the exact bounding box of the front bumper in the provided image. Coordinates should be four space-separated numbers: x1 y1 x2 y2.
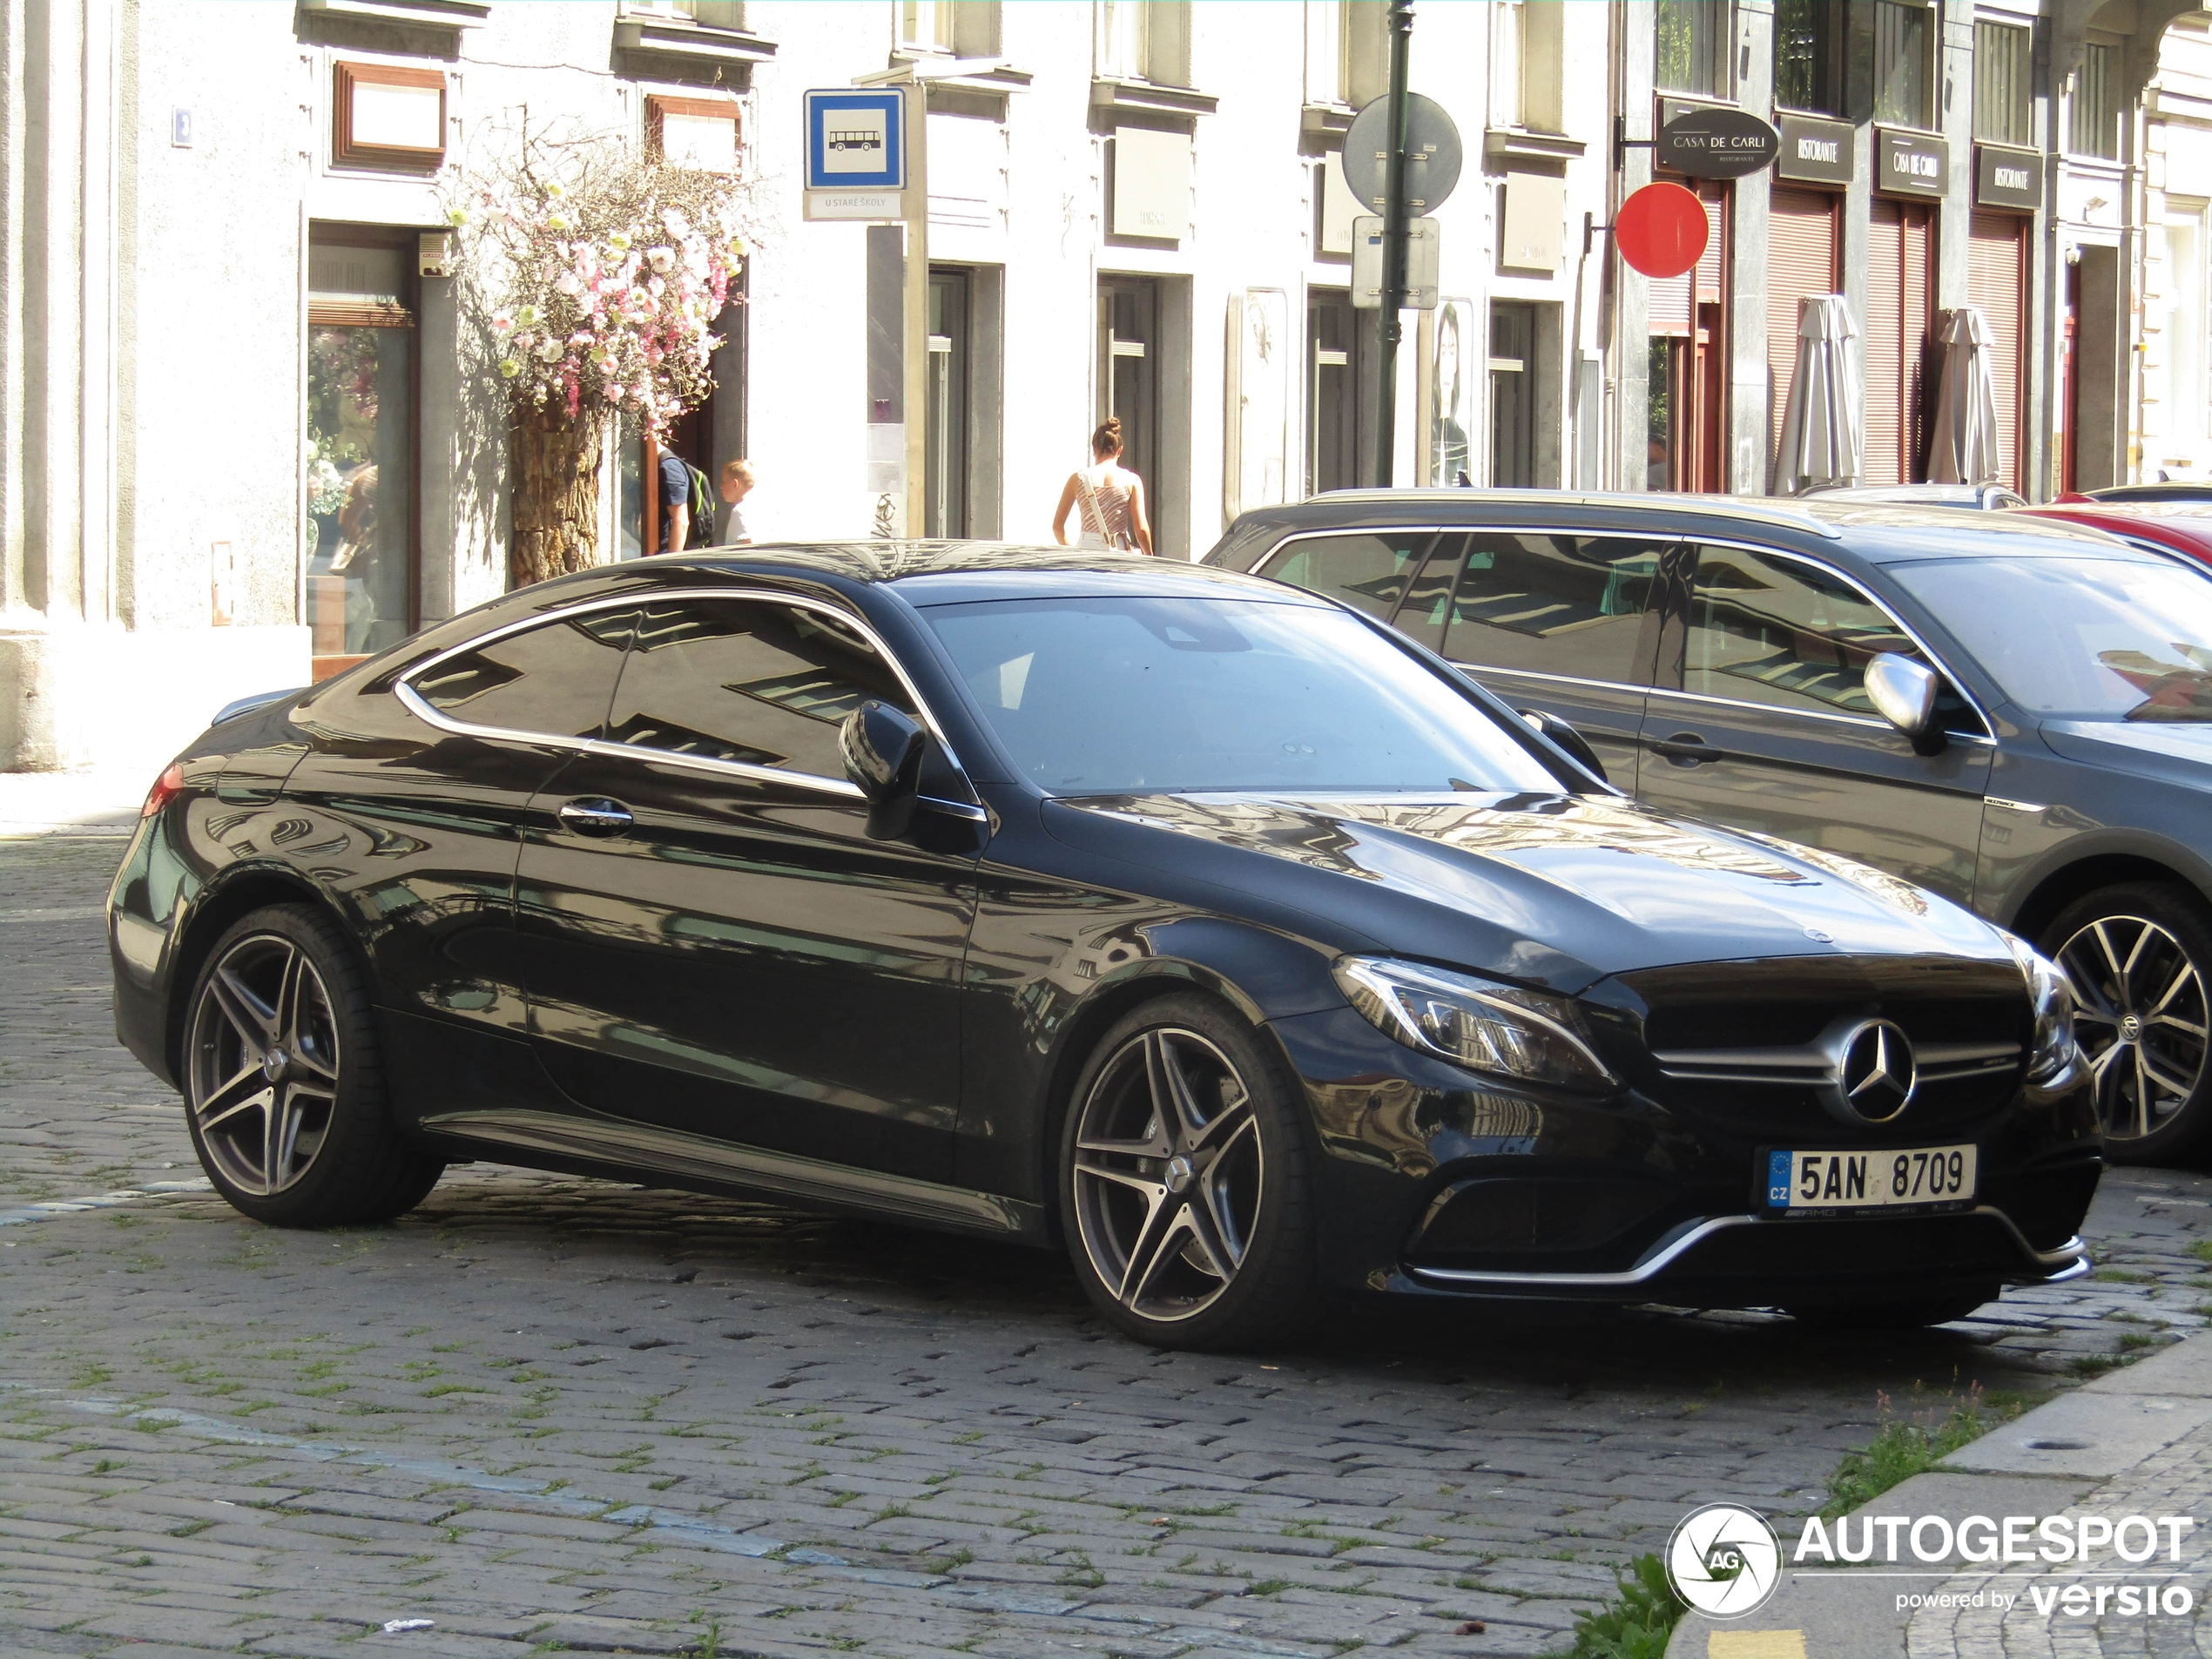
1265 1004 2101 1307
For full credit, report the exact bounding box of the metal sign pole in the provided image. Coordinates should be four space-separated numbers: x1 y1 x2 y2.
1372 0 1413 488
902 84 928 539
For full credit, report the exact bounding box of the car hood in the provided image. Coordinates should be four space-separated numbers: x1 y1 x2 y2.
2040 718 2212 790
1046 792 2009 994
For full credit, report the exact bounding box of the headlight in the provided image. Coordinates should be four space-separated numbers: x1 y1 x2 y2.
2006 935 2077 1085
1333 956 1617 1092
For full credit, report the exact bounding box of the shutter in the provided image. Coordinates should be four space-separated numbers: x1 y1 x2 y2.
1695 186 1728 312
1865 203 1904 484
1969 212 2027 491
1768 188 1841 480
1647 181 1727 338
1902 204 1935 480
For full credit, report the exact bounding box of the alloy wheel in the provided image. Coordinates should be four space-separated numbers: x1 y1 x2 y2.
2056 914 2209 1143
188 934 342 1196
1070 1028 1264 1323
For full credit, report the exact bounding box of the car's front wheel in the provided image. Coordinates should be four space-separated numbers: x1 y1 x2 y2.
1059 994 1315 1351
183 904 443 1226
2042 883 2212 1163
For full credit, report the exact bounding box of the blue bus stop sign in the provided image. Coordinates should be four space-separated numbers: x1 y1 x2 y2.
804 89 907 192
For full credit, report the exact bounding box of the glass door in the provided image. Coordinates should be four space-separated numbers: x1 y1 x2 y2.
1097 276 1159 496
926 267 970 539
1308 290 1360 495
1489 301 1536 488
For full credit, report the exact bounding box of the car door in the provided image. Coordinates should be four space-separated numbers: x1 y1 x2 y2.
511 591 981 1183
1634 541 1992 903
282 604 640 1076
1420 529 1667 790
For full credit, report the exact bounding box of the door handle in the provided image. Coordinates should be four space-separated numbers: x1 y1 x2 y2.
557 798 634 837
1650 732 1725 765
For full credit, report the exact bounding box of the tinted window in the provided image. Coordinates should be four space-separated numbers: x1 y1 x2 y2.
1890 555 2212 722
1258 532 1431 620
605 599 915 777
410 609 638 739
1683 545 1932 718
1433 533 1662 680
921 596 1560 796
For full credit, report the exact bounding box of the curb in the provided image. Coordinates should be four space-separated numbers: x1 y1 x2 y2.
1664 1330 2212 1659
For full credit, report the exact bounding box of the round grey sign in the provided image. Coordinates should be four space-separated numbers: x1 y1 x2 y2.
1341 93 1464 214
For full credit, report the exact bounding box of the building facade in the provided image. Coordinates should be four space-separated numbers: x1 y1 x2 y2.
1 0 2208 771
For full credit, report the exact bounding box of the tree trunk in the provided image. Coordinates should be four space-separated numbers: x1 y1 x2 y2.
509 407 605 588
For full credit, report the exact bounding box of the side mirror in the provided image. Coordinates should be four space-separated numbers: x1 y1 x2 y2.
1518 708 1609 787
1865 652 1941 747
840 700 929 840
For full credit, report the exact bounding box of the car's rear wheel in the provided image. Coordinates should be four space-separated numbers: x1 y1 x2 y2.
1059 995 1315 1351
184 904 443 1226
2042 883 2212 1163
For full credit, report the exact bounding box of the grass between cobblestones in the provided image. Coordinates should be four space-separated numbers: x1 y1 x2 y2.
1819 1379 2036 1518
1567 1554 1686 1659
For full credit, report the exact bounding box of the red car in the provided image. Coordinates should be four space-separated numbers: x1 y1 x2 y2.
2016 497 2212 571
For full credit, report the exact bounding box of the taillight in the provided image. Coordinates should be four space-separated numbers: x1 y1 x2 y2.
141 761 186 819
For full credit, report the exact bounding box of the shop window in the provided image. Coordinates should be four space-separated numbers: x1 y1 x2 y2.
1975 22 2033 147
1656 0 1732 100
1871 0 1934 129
305 238 416 673
2071 43 2120 159
1773 0 1844 117
1098 0 1190 87
333 62 446 172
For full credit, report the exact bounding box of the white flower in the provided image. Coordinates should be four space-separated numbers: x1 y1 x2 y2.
536 337 565 362
554 272 583 297
645 246 675 275
662 206 691 239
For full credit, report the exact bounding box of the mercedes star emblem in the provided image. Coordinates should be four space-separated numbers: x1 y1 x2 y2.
1826 1018 1917 1123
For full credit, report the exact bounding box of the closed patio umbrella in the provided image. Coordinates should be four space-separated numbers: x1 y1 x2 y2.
1929 306 2001 486
1775 294 1861 495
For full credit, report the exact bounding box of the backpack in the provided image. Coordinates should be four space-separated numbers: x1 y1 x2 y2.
685 462 716 547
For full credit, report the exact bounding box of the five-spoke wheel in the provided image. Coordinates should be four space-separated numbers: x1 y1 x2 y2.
190 932 342 1197
2045 883 2212 1162
1060 995 1312 1350
183 905 444 1225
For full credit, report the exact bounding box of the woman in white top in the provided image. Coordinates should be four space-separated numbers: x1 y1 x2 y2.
1052 417 1156 556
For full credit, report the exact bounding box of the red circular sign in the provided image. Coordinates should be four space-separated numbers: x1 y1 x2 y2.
1615 182 1710 280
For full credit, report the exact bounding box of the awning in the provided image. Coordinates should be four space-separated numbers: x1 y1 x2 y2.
1776 295 1861 496
1928 306 2002 486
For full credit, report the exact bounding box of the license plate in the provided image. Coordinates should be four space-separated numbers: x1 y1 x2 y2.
1764 1145 1978 1212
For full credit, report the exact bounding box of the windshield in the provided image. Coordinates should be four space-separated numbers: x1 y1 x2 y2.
920 596 1563 795
1889 556 2212 722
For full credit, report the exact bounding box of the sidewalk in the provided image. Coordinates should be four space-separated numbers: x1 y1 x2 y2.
0 769 152 837
1668 1330 2212 1658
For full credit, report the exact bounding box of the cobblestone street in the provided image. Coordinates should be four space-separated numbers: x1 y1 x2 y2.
5 833 2211 1659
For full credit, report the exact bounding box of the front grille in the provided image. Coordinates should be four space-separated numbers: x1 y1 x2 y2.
1610 954 2033 1140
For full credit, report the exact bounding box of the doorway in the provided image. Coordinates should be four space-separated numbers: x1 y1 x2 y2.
1098 276 1160 498
1489 301 1537 488
1644 180 1728 493
927 266 970 539
1308 289 1363 495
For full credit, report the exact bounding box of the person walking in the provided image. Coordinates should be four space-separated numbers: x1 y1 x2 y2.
1053 417 1155 555
719 459 755 545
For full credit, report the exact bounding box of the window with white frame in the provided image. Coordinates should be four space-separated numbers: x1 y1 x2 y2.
1341 2 1388 106
1305 1 1340 105
1098 0 1190 86
2070 42 2120 158
2163 213 2206 450
1492 1 1524 128
1490 0 1561 132
1974 21 2032 146
620 0 745 26
902 0 997 55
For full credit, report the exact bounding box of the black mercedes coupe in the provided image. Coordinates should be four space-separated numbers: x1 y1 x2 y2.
107 544 2100 1349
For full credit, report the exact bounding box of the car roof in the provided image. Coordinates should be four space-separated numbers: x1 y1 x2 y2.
1218 488 2160 566
644 540 1332 606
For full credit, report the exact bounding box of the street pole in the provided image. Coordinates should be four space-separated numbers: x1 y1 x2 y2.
1372 0 1413 488
902 80 928 539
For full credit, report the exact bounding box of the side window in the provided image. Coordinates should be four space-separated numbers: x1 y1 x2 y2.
605 598 917 779
409 609 639 739
1258 532 1431 621
1433 533 1663 681
1683 545 1972 725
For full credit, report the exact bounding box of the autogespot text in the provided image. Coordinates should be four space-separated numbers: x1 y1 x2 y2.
1791 1513 2200 1620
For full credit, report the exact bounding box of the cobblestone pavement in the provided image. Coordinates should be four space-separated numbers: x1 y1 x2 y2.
5 834 2212 1659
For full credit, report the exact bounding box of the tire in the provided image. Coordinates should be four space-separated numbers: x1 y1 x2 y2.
2040 882 2212 1164
182 903 443 1226
1786 1288 1994 1331
1058 994 1317 1352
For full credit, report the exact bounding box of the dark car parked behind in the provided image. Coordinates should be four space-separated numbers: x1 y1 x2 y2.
110 543 2095 1350
1208 491 2212 1163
